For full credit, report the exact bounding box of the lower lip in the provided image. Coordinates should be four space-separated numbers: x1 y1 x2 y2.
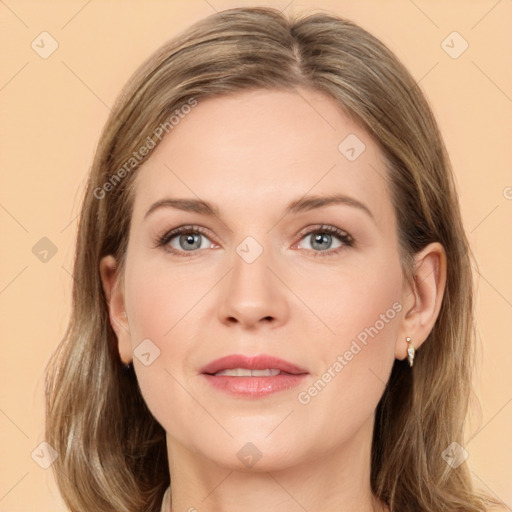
202 373 308 398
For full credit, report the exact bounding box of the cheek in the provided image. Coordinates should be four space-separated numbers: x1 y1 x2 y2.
296 257 402 435
122 259 198 425
124 253 208 344
295 250 403 355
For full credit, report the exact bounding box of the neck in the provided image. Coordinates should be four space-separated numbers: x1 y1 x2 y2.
164 416 387 512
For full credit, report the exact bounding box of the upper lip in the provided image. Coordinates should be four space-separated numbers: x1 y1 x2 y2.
200 354 309 375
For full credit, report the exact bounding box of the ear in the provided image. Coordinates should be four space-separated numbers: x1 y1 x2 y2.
99 255 132 364
395 242 447 361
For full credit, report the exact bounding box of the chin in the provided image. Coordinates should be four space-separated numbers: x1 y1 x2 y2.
194 437 307 473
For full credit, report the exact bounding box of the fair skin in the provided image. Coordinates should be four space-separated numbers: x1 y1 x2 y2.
100 87 446 512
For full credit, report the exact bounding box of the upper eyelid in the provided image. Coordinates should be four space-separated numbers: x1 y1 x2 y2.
297 224 350 237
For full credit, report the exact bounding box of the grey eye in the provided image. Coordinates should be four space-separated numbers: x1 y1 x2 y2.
170 232 212 251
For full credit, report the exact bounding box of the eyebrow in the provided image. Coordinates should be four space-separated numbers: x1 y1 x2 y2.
144 194 374 222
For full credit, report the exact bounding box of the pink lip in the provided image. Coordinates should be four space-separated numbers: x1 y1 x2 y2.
200 354 308 375
200 354 309 398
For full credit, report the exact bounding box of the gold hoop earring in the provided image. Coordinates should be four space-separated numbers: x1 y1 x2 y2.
406 337 416 367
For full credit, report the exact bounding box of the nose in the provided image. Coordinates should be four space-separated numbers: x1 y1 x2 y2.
217 244 289 330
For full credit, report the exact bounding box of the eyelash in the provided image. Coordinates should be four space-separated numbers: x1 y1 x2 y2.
154 224 354 258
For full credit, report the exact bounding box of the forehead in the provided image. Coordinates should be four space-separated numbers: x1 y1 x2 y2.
131 87 392 225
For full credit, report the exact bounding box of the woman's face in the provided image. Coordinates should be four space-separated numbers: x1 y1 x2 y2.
110 87 408 471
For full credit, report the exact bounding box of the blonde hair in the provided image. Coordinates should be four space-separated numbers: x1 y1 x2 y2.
45 7 504 512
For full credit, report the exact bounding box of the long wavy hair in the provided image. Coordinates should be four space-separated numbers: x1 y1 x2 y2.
45 6 503 512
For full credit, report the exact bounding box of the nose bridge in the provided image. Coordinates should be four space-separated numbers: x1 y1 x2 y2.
217 233 288 327
232 234 269 289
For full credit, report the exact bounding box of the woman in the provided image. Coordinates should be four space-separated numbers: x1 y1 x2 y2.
44 6 505 512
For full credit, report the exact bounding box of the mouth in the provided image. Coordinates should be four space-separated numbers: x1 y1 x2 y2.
200 354 309 398
210 368 288 377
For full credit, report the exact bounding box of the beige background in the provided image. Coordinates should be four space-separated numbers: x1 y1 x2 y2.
1 0 511 510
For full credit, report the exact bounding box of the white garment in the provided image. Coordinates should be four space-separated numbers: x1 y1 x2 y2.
160 486 171 512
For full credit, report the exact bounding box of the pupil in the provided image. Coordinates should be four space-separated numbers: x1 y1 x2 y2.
181 233 200 250
312 233 331 250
